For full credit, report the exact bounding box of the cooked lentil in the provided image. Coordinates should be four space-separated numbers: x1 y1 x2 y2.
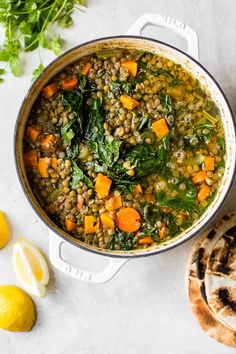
23 49 225 251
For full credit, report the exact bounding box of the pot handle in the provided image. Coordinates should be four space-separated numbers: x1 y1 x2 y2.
48 231 128 283
125 13 199 61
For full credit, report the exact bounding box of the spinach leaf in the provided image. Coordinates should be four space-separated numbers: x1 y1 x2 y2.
109 80 133 96
108 230 138 251
124 143 170 178
71 161 93 189
61 119 76 146
85 99 104 141
156 177 197 212
138 115 151 131
97 136 122 167
160 94 174 116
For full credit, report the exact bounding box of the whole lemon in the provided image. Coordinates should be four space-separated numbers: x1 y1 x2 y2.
0 211 9 249
0 285 36 332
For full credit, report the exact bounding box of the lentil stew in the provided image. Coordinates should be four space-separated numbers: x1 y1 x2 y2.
23 49 225 251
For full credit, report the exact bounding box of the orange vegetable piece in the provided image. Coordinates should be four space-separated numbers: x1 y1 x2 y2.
192 171 207 184
204 156 215 171
138 236 154 245
95 173 112 199
152 118 169 139
40 134 57 153
77 195 84 210
116 207 141 233
211 136 217 143
23 150 38 167
51 157 57 170
120 95 140 110
62 77 78 91
65 219 77 232
143 194 155 203
122 61 137 77
26 126 41 143
101 212 115 229
80 63 92 76
38 158 50 178
84 215 100 234
159 224 166 239
105 195 122 211
133 184 142 196
198 184 211 202
42 83 57 98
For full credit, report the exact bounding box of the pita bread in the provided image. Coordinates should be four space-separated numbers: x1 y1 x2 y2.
187 215 236 347
205 232 236 331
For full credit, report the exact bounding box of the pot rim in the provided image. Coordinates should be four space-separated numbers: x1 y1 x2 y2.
14 35 236 258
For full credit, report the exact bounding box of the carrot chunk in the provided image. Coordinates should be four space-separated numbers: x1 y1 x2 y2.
62 77 78 91
152 118 169 139
105 195 122 211
42 83 57 98
76 195 84 210
51 157 57 170
26 126 41 143
84 215 100 234
38 157 50 178
192 171 207 184
95 173 112 199
23 150 38 167
138 236 154 245
65 219 77 232
101 212 115 229
133 184 142 196
122 61 137 77
116 207 141 233
198 184 211 202
159 224 166 239
203 156 215 171
40 134 57 153
120 95 140 110
80 63 92 76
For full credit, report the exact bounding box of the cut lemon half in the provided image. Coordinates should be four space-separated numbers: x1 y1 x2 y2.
13 238 50 297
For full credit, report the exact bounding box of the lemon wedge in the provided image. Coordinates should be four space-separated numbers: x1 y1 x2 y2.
0 285 36 332
13 238 50 297
0 211 9 249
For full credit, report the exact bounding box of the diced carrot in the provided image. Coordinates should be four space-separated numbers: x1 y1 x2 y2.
101 212 115 229
116 207 141 233
40 134 57 153
77 195 84 210
192 171 207 184
105 195 122 211
122 61 137 77
152 118 169 139
38 157 50 178
198 184 211 202
23 150 38 167
51 157 57 170
42 83 58 98
133 184 142 196
120 95 140 110
138 236 154 245
211 136 217 143
62 77 78 91
26 126 41 143
65 219 77 232
80 63 92 76
159 224 166 239
203 156 215 171
84 215 100 234
95 173 112 199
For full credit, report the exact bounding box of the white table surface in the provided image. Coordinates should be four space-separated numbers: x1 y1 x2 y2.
1 0 236 353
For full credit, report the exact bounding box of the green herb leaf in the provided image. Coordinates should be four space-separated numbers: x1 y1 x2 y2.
61 119 76 146
9 56 22 76
50 35 62 56
31 63 44 82
71 161 93 189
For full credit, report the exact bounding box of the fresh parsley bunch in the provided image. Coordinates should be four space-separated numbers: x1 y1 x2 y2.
0 0 86 82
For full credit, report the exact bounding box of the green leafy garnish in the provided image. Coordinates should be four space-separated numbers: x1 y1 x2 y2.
108 230 138 251
0 0 87 82
71 161 93 190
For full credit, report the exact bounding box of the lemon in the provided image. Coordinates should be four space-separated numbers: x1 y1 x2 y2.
13 238 50 297
0 211 9 249
0 285 36 332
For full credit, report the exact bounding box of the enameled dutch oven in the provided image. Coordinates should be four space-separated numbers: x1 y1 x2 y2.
14 14 236 283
